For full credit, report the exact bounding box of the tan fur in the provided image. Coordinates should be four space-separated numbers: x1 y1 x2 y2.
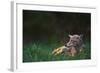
68 47 77 56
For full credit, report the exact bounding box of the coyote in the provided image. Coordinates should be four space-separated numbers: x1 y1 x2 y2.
52 34 85 56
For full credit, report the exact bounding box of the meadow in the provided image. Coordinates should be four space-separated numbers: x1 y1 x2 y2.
23 40 91 62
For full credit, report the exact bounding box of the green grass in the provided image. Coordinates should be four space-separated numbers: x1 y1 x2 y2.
23 40 91 62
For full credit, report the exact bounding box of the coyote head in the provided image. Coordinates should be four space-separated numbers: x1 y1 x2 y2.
66 34 83 48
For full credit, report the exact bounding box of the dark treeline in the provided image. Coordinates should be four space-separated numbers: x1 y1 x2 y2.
23 10 91 44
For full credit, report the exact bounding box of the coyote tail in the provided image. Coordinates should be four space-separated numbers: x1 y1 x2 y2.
52 46 65 55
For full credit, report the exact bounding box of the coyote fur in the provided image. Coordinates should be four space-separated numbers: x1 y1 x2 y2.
52 34 84 56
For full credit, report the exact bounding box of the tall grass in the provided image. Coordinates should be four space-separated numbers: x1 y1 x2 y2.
23 40 91 62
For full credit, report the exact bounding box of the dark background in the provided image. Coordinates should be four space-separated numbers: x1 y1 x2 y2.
23 10 91 45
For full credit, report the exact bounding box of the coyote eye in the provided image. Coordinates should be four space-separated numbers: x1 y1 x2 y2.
71 40 73 42
76 37 79 39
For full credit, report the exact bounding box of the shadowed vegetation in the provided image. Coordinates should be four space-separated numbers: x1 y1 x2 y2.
23 39 91 62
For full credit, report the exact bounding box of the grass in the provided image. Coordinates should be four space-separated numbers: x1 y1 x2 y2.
23 40 91 62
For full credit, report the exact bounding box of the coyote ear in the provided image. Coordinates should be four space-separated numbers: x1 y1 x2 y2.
80 34 83 38
68 34 72 37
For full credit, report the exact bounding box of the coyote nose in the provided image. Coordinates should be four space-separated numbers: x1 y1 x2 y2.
67 42 73 46
65 44 67 47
